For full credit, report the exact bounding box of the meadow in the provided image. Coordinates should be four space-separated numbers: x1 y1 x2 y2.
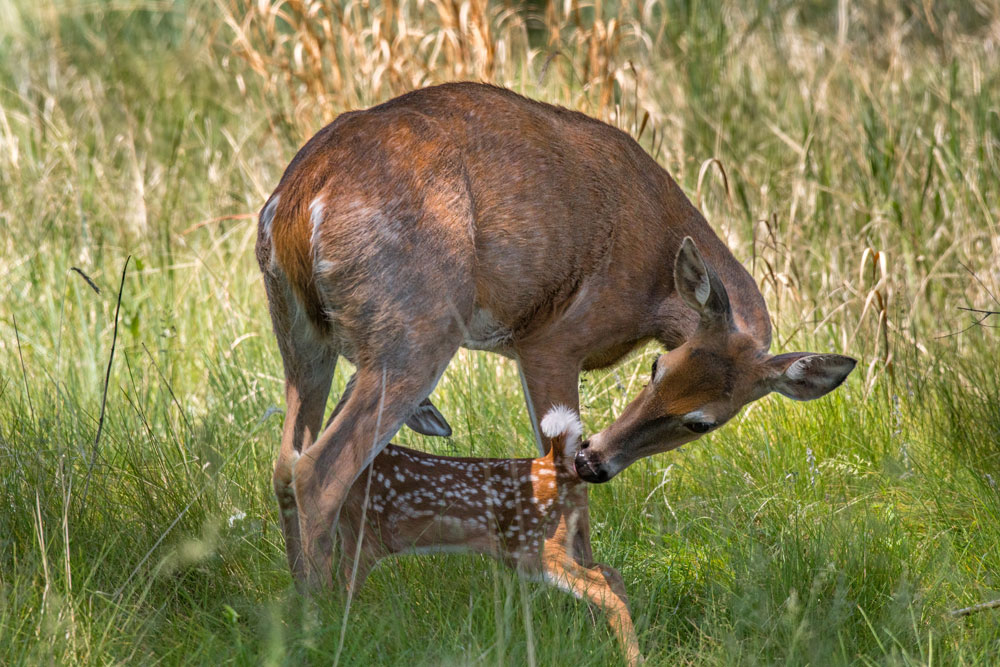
1 0 998 663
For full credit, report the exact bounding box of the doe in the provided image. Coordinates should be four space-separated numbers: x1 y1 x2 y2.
258 83 856 587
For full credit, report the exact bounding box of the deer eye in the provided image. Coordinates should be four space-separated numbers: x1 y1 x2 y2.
685 421 714 434
651 358 659 380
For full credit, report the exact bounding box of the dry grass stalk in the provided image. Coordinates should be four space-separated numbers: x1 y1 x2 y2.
217 0 653 137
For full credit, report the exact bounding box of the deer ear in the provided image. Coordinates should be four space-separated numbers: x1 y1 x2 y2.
405 398 452 437
673 236 733 329
765 353 857 401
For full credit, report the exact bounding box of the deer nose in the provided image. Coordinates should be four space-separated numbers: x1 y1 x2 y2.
580 439 591 449
574 450 609 483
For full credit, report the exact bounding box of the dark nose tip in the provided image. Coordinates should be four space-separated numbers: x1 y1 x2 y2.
574 450 610 484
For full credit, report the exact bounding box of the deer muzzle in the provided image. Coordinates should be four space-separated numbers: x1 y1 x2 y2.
574 440 611 483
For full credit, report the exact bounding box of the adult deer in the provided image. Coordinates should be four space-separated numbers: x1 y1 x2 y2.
256 82 856 588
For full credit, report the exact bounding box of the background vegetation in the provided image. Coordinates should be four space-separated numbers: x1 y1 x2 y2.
1 0 998 663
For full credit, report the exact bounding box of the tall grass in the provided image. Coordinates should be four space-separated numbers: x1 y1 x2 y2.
1 0 998 664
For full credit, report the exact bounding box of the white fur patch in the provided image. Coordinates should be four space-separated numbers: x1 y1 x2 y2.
309 197 325 250
314 259 336 275
260 195 280 268
787 354 855 383
785 358 809 381
289 449 301 491
694 272 710 306
772 354 855 401
683 410 713 424
540 405 583 455
653 356 668 384
260 195 279 236
677 238 711 307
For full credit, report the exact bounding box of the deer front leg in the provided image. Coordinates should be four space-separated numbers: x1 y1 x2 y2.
519 351 596 561
542 553 642 666
516 345 582 455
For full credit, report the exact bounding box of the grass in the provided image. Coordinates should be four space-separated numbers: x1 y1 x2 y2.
1 0 999 663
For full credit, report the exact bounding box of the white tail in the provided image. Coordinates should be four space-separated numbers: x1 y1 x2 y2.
336 407 642 666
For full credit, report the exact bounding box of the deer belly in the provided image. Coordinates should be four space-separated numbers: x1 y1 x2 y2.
462 307 513 351
390 513 497 556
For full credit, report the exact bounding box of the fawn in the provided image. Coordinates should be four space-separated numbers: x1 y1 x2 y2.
327 406 642 665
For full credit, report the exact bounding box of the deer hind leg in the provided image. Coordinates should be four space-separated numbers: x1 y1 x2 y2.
294 342 461 589
263 273 337 583
291 143 474 588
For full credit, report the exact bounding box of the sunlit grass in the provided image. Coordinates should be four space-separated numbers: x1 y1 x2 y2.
1 0 999 664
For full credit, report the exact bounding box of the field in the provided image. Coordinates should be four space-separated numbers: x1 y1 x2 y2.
1 0 999 664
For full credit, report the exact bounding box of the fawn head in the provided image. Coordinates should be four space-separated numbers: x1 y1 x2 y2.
575 237 856 483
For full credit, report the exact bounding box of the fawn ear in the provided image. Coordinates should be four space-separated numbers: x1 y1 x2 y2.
406 398 452 437
673 237 733 331
765 353 857 401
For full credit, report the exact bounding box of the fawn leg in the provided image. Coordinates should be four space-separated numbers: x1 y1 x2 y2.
543 554 642 666
336 512 377 597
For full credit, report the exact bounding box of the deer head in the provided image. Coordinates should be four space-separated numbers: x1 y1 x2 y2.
574 237 856 483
